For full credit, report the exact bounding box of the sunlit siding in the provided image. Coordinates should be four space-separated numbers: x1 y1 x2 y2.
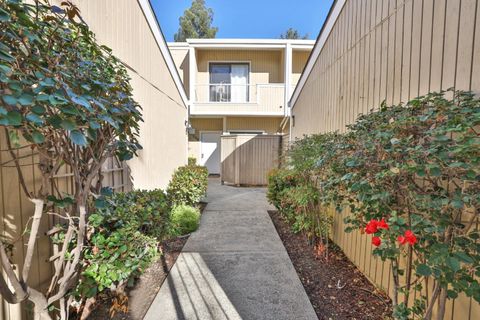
169 47 190 97
71 0 188 189
226 117 283 134
196 49 284 86
292 0 480 138
291 0 480 318
292 50 310 85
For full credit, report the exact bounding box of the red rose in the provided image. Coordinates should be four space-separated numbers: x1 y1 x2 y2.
398 230 417 246
372 236 381 246
365 219 378 234
404 230 417 245
377 218 389 230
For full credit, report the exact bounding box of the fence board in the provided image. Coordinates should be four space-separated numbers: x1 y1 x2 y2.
221 135 280 186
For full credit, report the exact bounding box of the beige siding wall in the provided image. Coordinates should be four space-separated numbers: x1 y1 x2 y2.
292 0 480 138
226 117 283 133
190 116 284 137
292 50 310 85
170 47 190 97
71 0 188 189
291 0 480 318
196 49 284 86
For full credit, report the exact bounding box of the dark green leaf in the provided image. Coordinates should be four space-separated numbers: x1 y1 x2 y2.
70 130 87 146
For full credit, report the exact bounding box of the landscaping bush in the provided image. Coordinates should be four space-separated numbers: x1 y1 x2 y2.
275 90 480 319
170 205 201 235
94 188 171 240
167 165 208 206
73 189 170 314
267 169 332 243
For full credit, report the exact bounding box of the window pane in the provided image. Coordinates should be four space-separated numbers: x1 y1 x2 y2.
210 64 231 84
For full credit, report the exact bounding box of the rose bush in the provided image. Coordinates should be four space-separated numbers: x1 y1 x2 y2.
271 90 480 319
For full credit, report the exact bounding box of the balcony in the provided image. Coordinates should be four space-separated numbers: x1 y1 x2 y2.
190 84 286 116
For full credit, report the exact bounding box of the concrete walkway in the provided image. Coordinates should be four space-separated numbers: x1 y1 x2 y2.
144 179 317 320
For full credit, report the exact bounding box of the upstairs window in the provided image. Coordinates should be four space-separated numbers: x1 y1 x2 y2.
209 63 249 103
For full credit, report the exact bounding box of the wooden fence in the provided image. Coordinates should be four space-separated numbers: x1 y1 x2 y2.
221 134 281 186
0 130 131 320
329 207 480 319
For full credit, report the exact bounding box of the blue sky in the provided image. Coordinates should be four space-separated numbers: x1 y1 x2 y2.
151 0 334 42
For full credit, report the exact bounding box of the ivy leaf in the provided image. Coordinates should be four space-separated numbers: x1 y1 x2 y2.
70 130 87 146
416 264 432 276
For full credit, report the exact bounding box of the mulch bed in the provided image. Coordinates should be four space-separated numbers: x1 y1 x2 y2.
268 210 392 320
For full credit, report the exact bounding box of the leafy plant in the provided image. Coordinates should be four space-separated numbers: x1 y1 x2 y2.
167 165 208 207
0 1 141 319
277 90 480 319
170 205 201 235
94 188 171 240
75 192 161 301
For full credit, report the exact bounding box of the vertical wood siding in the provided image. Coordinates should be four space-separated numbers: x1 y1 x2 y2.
1 0 189 318
71 0 188 190
291 0 480 318
221 135 281 186
196 49 284 86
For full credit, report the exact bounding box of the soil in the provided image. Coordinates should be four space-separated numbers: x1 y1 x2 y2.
268 210 393 320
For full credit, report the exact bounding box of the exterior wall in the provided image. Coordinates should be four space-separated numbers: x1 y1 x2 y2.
0 2 189 319
226 117 283 134
291 0 480 318
72 0 188 189
292 0 480 138
292 50 310 85
169 47 190 97
188 116 284 163
196 49 284 86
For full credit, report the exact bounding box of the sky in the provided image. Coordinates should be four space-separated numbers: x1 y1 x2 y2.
151 0 334 42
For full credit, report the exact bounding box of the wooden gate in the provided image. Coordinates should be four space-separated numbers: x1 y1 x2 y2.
221 134 281 186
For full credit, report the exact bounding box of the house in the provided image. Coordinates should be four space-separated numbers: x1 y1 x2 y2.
169 39 314 174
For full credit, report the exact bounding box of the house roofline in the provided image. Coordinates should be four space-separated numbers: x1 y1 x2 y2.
167 39 315 50
289 0 346 110
137 0 189 107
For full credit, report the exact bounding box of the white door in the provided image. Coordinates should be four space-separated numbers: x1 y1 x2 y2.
200 132 221 174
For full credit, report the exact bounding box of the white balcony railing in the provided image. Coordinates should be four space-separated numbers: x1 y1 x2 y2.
192 84 286 115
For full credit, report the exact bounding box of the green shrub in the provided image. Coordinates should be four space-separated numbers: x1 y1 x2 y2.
279 90 480 319
167 165 208 206
74 189 168 299
170 205 201 235
188 156 197 166
94 188 171 239
267 168 303 210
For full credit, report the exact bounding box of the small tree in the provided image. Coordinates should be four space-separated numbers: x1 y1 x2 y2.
174 0 218 42
0 1 141 319
280 28 309 40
